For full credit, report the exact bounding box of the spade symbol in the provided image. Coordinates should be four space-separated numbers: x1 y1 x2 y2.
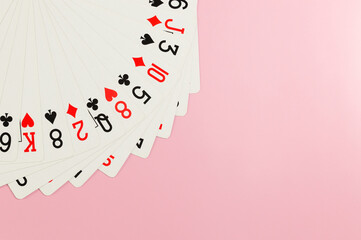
45 110 57 124
150 0 164 7
141 34 154 45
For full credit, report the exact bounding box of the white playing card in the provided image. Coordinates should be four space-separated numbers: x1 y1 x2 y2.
0 0 27 163
18 0 44 163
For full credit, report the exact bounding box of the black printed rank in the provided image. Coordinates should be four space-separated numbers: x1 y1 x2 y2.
44 110 63 149
0 113 12 153
140 33 179 56
87 98 113 133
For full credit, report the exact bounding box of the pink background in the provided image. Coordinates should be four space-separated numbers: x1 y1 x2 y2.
2 0 361 239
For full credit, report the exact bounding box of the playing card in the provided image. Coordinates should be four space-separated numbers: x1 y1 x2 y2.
0 0 200 198
0 0 28 163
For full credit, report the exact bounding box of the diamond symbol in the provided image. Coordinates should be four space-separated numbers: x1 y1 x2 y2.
67 104 78 118
132 57 146 67
147 16 162 27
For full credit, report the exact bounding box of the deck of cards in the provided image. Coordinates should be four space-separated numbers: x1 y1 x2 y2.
0 0 200 199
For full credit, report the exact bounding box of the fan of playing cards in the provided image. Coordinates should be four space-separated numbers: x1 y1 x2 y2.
0 0 200 199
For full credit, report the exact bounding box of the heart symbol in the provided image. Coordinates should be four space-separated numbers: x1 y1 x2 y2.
45 110 57 124
104 88 118 102
141 34 154 45
22 113 34 128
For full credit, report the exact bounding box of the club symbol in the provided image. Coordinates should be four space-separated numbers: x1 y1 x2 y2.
45 110 57 124
0 113 12 127
87 98 99 111
141 34 155 45
149 0 163 7
118 74 130 86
